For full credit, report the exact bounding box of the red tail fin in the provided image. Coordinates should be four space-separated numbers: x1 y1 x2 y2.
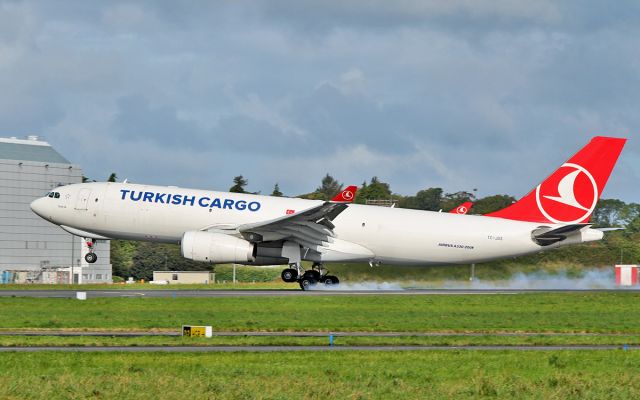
331 185 357 203
450 201 473 215
487 136 626 224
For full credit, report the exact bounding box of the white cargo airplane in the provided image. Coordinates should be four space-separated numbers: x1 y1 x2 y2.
30 136 626 289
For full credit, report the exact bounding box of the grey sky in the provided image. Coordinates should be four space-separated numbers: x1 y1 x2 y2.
0 1 638 201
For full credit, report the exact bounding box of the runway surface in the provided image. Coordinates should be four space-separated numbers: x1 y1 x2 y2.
0 288 635 298
0 345 637 352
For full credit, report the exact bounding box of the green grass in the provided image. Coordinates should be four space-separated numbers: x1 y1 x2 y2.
0 351 639 399
1 292 639 398
1 293 640 333
0 334 639 348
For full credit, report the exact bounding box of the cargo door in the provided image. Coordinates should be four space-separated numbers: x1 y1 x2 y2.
74 188 91 210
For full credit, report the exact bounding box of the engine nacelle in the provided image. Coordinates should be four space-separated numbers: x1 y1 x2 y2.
181 231 255 263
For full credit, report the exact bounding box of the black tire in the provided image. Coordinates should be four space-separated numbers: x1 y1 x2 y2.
303 270 321 281
299 277 316 291
323 275 339 285
84 252 97 264
281 268 298 283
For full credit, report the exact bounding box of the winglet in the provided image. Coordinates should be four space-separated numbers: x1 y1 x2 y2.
450 201 473 215
331 185 358 203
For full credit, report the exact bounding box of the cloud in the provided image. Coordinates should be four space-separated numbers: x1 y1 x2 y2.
0 1 637 202
261 0 561 31
111 95 206 149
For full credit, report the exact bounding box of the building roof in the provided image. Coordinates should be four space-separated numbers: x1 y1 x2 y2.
0 136 70 164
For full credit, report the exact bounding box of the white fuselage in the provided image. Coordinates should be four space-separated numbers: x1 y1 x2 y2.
30 182 592 266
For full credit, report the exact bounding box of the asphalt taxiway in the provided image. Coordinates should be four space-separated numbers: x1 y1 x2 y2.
0 288 634 298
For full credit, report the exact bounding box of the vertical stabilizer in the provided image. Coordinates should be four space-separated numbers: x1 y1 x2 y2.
487 136 626 224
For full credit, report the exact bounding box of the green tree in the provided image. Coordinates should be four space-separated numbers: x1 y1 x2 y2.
356 177 392 204
439 191 475 212
229 175 248 193
305 174 343 200
128 242 209 280
472 194 516 215
400 187 443 211
622 203 640 227
110 240 138 279
592 198 627 227
626 215 640 234
271 183 283 197
107 173 117 182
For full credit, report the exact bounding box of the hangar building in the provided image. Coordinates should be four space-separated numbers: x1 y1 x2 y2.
0 136 111 284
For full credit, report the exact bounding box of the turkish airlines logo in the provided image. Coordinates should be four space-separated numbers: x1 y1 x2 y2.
455 206 468 214
341 189 354 201
535 163 598 223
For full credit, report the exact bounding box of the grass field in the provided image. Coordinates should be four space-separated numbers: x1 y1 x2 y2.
0 334 640 347
1 293 639 333
0 351 639 399
1 293 639 398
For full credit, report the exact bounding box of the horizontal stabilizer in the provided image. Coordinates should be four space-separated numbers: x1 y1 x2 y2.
596 227 624 232
531 224 589 246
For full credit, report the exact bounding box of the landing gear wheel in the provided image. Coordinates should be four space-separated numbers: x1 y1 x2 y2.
84 252 97 264
303 270 321 281
299 277 316 291
322 275 339 286
281 268 298 283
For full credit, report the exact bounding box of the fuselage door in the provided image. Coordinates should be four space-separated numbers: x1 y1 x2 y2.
74 188 91 211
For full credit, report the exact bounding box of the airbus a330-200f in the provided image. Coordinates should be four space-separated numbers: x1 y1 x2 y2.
30 136 626 290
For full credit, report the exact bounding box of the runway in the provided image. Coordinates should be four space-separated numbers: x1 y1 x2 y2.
0 288 635 298
0 345 637 352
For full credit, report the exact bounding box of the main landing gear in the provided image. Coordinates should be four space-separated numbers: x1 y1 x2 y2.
281 263 339 290
84 238 98 264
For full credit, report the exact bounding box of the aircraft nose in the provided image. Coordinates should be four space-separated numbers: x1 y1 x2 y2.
30 197 48 218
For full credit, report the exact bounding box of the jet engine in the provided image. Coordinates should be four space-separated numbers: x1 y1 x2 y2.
181 231 255 263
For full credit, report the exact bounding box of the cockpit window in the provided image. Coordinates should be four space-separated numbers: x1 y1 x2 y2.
48 192 54 198
54 192 60 198
47 192 60 198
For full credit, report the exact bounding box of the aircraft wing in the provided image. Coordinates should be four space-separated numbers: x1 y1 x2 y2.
238 202 349 249
237 185 358 249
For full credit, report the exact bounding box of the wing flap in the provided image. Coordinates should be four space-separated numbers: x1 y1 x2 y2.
238 201 350 248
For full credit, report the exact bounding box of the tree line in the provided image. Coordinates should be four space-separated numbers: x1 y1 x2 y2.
225 173 640 228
